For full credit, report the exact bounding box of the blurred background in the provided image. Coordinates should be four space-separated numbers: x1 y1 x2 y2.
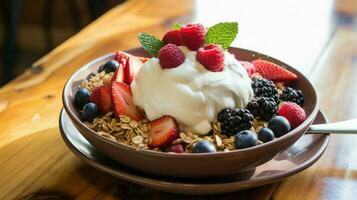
0 0 124 85
0 0 356 86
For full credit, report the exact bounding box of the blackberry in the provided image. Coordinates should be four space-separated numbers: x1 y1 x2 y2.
279 87 304 106
247 97 277 121
251 78 279 103
217 108 253 136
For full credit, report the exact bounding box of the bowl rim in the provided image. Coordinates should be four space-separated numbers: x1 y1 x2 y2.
62 47 319 158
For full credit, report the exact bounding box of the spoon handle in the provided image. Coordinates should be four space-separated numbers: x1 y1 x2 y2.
308 119 357 134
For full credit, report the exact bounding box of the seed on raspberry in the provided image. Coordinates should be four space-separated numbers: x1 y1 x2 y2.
163 30 183 46
196 44 225 72
158 44 185 69
181 23 206 51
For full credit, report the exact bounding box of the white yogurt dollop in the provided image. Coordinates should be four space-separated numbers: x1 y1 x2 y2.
131 47 253 134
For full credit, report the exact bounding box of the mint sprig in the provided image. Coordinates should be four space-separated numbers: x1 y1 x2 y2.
205 22 238 49
138 32 164 57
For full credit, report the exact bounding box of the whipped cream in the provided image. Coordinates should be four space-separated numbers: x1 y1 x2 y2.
131 47 253 134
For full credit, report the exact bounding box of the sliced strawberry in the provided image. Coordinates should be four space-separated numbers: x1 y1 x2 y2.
148 116 179 148
137 56 150 63
111 82 143 121
114 51 129 65
239 61 256 77
112 51 144 85
89 85 112 114
252 59 298 82
111 65 125 83
123 56 143 85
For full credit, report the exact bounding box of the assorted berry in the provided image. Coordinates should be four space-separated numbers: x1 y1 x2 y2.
73 22 308 153
234 130 258 149
247 97 277 121
162 29 183 46
196 44 225 72
257 128 275 143
148 116 179 148
75 88 91 108
239 61 256 77
252 59 298 82
168 144 185 153
180 23 206 51
81 103 98 122
268 116 291 138
193 141 217 153
217 108 253 136
90 85 112 114
251 78 279 103
111 81 143 121
158 44 185 68
99 60 119 73
280 87 304 106
277 102 306 128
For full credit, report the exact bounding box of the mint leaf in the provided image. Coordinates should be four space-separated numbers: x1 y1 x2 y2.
172 23 182 30
138 32 164 57
205 22 238 49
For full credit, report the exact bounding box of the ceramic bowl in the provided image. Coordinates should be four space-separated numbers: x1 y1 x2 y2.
62 47 319 178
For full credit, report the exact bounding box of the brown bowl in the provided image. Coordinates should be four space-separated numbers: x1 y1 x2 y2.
62 47 319 178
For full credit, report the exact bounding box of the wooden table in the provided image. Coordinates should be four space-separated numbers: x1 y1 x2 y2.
1 0 357 199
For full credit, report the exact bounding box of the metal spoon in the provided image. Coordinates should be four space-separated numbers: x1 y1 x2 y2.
308 119 357 134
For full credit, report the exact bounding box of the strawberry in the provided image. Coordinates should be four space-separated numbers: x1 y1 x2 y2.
196 44 224 72
239 61 256 77
89 85 112 114
114 51 129 65
111 82 143 121
277 102 306 128
111 64 125 83
123 56 144 85
181 23 206 51
163 29 183 46
112 52 143 85
251 59 298 82
148 116 179 148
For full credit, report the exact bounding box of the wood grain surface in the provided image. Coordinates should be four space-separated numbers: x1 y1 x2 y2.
1 0 356 199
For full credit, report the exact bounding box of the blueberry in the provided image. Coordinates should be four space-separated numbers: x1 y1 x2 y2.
99 60 119 73
258 128 275 143
193 141 217 153
268 116 291 138
98 65 104 73
75 88 91 107
81 103 98 122
234 130 258 149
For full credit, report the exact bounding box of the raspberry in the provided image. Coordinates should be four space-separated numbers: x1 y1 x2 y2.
162 30 183 46
158 44 185 69
196 44 224 72
277 102 306 128
181 23 206 51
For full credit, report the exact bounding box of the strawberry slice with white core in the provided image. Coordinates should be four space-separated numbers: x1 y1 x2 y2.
111 82 143 121
111 65 125 83
148 116 179 148
112 51 144 85
124 56 144 85
89 85 112 114
114 51 129 65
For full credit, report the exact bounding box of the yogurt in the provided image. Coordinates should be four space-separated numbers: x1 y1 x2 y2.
131 47 253 134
